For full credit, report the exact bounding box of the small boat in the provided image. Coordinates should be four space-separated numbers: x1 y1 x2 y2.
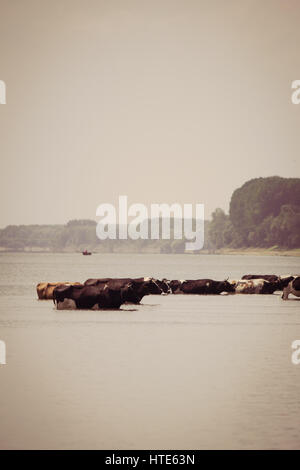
82 250 92 256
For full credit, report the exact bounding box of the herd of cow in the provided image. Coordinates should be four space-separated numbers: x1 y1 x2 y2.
36 274 300 310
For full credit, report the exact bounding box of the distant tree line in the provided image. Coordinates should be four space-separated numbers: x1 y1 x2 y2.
0 218 210 253
209 177 300 249
0 176 299 252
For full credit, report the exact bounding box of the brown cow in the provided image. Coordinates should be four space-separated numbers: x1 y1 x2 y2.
36 282 81 300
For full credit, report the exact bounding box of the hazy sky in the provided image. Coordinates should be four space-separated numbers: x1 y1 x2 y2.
0 0 299 227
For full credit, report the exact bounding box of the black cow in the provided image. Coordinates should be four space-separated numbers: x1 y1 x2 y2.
277 276 295 290
155 278 172 294
282 276 300 300
53 283 138 310
168 280 184 293
242 274 279 283
84 277 164 303
84 277 114 286
169 279 235 295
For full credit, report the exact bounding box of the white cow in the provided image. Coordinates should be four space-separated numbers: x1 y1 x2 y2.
229 279 276 294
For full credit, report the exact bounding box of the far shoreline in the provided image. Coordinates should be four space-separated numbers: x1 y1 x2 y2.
201 248 300 257
0 247 299 257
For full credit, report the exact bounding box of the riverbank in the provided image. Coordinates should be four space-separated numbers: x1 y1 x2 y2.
0 246 300 256
204 247 300 257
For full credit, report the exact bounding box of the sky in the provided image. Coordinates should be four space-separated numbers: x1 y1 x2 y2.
0 0 299 227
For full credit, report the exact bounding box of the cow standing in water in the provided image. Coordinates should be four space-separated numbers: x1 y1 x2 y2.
169 279 235 295
84 277 165 303
282 277 300 300
36 282 81 299
53 283 140 310
53 278 164 309
241 274 294 291
231 278 279 294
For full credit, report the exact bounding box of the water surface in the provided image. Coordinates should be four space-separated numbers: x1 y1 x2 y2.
0 253 299 449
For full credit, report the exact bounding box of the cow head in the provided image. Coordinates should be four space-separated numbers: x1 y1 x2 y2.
142 278 164 295
121 282 143 304
277 276 294 290
53 284 72 304
155 278 171 294
168 280 182 293
219 280 236 293
124 278 163 301
262 280 279 294
53 283 83 304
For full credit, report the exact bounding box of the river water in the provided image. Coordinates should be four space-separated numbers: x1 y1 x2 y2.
0 252 299 449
